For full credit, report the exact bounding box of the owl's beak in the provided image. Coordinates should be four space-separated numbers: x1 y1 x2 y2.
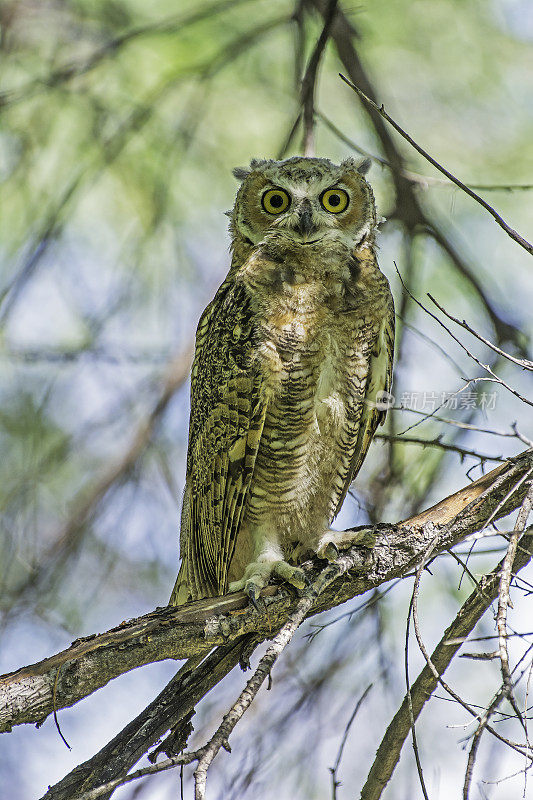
293 199 317 237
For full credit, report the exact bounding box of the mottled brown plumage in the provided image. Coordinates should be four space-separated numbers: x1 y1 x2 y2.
170 156 394 606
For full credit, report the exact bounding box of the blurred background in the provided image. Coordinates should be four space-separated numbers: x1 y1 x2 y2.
0 1 532 798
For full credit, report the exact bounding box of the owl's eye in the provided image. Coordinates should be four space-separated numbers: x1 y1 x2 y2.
262 188 291 215
320 188 349 213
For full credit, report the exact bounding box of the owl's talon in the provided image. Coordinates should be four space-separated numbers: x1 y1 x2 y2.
245 581 265 611
323 542 339 562
317 528 377 560
272 562 307 593
228 578 245 594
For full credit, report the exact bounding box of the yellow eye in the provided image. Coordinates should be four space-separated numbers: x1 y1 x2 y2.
261 188 291 215
320 188 349 213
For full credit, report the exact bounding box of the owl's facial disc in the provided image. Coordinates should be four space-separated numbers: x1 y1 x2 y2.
258 186 354 245
232 156 376 249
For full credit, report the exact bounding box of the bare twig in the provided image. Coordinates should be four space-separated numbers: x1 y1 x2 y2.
330 684 373 799
374 433 504 463
427 295 533 372
394 267 533 408
394 409 528 442
339 74 533 256
360 526 533 800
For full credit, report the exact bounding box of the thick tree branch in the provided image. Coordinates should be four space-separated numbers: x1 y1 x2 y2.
1 449 531 735
40 643 247 800
300 0 338 155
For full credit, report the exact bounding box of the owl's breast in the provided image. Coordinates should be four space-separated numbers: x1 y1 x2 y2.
245 297 376 539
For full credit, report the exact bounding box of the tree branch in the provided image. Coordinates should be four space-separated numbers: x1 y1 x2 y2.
1 449 532 735
338 74 533 257
309 0 525 351
300 0 338 155
359 524 533 800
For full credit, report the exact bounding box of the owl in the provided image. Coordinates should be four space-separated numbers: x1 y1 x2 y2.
170 156 394 607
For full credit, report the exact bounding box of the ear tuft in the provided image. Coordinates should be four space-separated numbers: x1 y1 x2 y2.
232 167 250 181
341 156 372 175
249 158 268 169
356 157 372 175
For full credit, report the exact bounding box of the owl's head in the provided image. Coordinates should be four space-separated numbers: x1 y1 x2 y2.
229 156 376 252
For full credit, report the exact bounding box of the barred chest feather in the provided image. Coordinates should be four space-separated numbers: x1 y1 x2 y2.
240 253 385 547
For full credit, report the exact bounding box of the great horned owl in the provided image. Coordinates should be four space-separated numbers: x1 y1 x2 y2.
170 156 394 606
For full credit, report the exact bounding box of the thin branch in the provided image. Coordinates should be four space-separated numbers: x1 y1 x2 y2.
317 111 533 193
359 525 533 800
339 74 533 256
427 295 533 372
374 433 505 463
393 409 527 441
394 267 533 408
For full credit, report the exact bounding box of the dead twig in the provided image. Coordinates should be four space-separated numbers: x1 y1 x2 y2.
360 526 533 800
427 295 533 372
496 481 533 728
394 266 533 408
329 684 373 799
339 74 533 256
374 432 504 463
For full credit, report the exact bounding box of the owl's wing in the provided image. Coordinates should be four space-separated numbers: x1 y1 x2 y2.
334 303 395 517
181 279 266 599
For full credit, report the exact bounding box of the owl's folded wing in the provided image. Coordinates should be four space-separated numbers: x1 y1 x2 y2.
334 303 395 518
180 280 267 600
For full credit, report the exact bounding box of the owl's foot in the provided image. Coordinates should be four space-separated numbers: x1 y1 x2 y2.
316 528 376 561
229 560 308 607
